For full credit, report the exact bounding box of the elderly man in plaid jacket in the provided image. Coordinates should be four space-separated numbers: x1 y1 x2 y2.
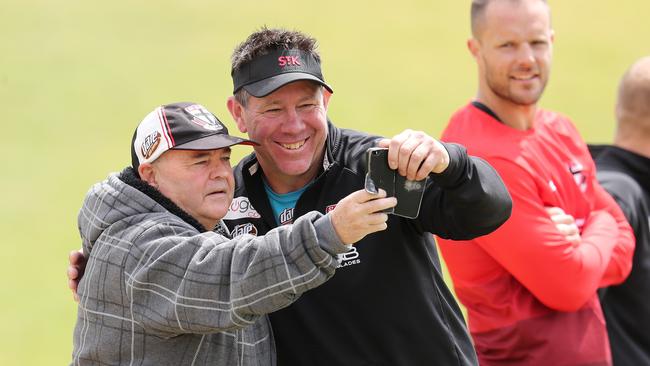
70 102 395 366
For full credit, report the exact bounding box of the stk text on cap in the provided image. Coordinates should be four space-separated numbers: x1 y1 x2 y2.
232 48 333 97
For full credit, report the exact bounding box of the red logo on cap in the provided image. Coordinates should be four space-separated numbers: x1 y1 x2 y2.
278 56 301 67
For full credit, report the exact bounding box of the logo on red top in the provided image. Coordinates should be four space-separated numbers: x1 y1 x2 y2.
278 55 301 67
568 161 587 192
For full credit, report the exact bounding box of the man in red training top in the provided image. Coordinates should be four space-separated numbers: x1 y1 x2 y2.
437 1 635 365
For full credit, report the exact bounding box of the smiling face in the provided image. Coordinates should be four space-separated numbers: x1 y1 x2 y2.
141 148 235 230
228 81 331 193
470 0 553 107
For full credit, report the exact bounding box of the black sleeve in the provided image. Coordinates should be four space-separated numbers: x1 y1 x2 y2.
596 170 648 244
596 170 650 297
417 142 512 239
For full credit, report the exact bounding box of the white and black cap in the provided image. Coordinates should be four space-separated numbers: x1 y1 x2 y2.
131 102 258 170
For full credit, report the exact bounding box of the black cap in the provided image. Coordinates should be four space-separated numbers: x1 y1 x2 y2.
131 102 258 170
232 48 333 97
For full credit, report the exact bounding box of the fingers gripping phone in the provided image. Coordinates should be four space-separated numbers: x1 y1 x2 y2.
365 147 427 218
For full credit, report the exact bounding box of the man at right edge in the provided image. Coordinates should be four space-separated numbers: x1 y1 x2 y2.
590 56 650 366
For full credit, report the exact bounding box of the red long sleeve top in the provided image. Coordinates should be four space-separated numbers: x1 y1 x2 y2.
438 103 635 366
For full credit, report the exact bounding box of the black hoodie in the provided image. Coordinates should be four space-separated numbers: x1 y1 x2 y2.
223 121 513 366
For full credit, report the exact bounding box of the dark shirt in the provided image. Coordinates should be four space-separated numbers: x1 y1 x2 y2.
224 121 513 366
590 144 650 366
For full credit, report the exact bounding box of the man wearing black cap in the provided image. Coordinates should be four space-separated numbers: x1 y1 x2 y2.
222 28 512 365
70 102 396 365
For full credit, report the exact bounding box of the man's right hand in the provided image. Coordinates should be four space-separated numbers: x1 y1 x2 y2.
545 207 581 246
330 189 397 245
68 249 87 303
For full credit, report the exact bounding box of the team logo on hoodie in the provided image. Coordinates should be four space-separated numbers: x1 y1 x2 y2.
279 208 294 225
232 223 258 237
224 197 261 220
337 246 361 268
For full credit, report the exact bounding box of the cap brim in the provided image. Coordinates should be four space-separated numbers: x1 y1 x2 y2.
242 73 334 97
172 133 259 150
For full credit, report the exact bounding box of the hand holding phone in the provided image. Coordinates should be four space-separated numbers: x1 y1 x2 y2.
365 147 427 218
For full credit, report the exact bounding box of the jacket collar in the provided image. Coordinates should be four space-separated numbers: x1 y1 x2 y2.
591 144 650 194
118 167 213 233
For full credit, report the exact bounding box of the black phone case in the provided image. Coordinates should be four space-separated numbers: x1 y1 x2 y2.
366 147 427 218
366 148 395 213
393 174 427 219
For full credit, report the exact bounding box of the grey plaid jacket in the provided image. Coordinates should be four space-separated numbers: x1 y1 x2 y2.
71 168 348 365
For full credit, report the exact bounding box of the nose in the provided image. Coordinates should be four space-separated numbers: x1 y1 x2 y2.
515 43 535 68
280 107 304 133
209 158 232 180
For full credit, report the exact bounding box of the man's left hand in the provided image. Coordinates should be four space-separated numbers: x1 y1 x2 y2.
378 129 450 180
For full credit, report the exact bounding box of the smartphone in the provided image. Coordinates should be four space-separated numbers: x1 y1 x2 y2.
365 148 395 213
393 173 427 219
365 147 427 218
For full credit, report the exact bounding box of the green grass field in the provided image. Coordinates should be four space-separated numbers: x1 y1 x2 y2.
2 0 648 364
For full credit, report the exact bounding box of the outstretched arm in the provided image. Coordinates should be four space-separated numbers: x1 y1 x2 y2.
77 189 395 336
378 130 512 239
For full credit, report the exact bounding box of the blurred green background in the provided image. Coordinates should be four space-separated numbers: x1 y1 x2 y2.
1 0 648 364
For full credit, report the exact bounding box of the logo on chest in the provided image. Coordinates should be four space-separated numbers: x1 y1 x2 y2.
224 197 261 220
231 223 258 237
279 208 294 225
568 161 587 192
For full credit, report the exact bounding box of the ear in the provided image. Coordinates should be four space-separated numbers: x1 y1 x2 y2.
322 89 332 110
550 29 555 44
227 96 247 133
138 163 157 188
467 38 480 60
